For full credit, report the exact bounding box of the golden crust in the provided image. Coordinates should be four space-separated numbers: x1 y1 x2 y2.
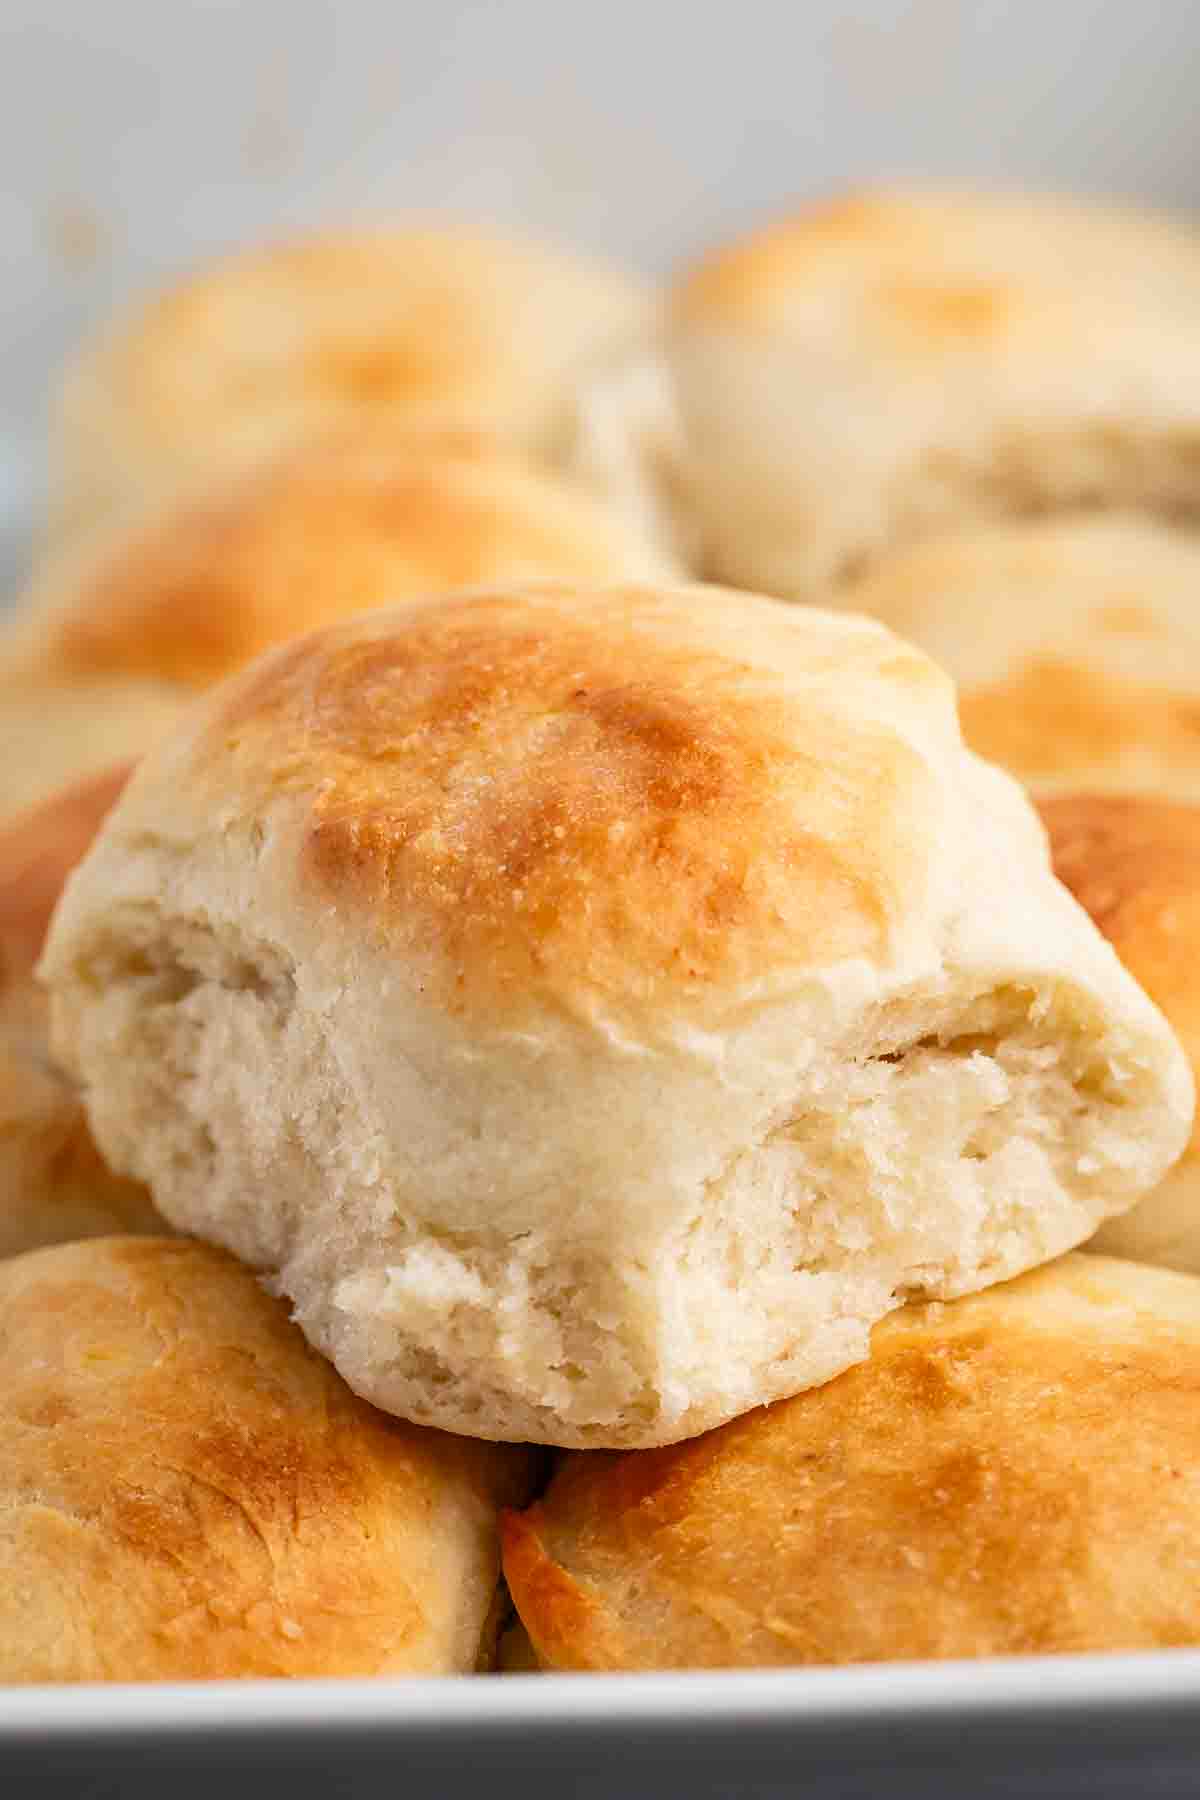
961 658 1200 793
33 439 672 694
500 1509 630 1672
673 191 955 328
672 187 1200 341
0 1236 536 1681
656 191 1200 604
0 767 161 1257
843 516 1200 799
41 578 1195 1446
191 584 948 1015
50 225 651 537
1041 794 1200 1164
119 230 638 443
505 1254 1200 1669
0 763 134 997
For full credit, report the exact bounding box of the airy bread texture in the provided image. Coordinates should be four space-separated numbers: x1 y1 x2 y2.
0 1237 535 1681
504 1253 1200 1669
0 767 162 1258
585 187 1200 601
843 515 1200 799
41 583 1193 1449
0 436 675 820
1042 794 1200 1271
48 225 651 541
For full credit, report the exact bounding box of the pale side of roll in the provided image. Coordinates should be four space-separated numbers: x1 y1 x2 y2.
575 188 1200 601
41 582 1193 1448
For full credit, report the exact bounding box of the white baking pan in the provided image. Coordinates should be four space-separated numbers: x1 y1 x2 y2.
4 1654 1200 1797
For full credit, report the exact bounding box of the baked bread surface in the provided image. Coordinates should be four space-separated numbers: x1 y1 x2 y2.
844 515 1200 799
0 1236 535 1682
0 768 162 1258
41 581 1193 1447
504 1254 1200 1668
1043 792 1200 1270
645 188 1200 599
0 436 674 822
49 225 651 541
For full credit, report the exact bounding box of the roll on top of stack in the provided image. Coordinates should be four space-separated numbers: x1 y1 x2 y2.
41 580 1192 1448
503 1254 1200 1668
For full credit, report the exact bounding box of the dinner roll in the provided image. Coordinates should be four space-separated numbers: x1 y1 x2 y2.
614 187 1200 601
0 1236 536 1681
504 1253 1200 1668
0 1050 162 1262
41 583 1192 1448
49 224 651 541
0 764 135 1038
0 436 675 819
0 767 162 1258
1042 794 1200 1271
843 515 1200 799
0 667 179 830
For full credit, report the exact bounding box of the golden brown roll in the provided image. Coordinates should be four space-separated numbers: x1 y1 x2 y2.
0 767 162 1258
842 515 1200 799
0 764 135 1016
583 187 1200 601
0 1236 536 1681
1041 793 1200 1270
0 435 677 819
41 582 1192 1448
504 1254 1200 1669
49 224 651 542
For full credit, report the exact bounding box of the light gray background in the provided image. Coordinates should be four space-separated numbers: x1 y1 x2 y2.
2 0 1199 580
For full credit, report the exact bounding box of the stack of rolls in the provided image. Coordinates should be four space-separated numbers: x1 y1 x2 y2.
0 432 676 819
7 192 1200 1687
47 223 653 545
